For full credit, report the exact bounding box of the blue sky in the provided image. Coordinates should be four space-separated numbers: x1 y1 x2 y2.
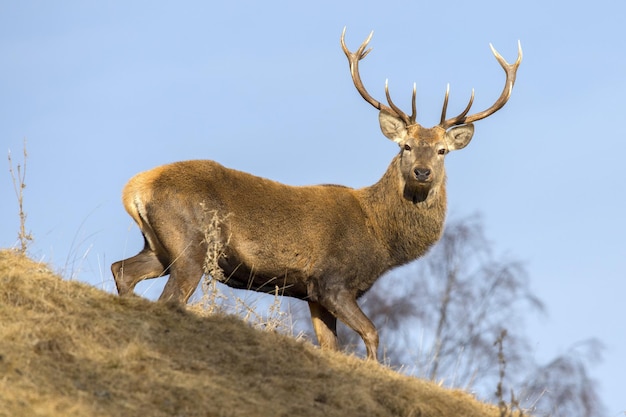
1 1 624 413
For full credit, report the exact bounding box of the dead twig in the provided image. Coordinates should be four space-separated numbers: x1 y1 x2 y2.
8 139 33 254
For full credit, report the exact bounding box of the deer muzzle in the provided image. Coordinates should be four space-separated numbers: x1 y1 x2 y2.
413 167 432 182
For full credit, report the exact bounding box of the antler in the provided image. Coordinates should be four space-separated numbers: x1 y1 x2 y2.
439 41 523 129
341 28 417 126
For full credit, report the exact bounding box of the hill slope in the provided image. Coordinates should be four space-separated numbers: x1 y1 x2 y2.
0 249 517 417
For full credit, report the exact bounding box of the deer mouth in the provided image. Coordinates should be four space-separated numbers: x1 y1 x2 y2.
404 182 432 203
413 175 433 184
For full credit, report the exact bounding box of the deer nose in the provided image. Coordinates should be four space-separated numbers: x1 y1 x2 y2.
414 167 431 181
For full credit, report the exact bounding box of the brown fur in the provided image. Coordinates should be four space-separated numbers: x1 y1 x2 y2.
111 117 474 361
113 32 520 361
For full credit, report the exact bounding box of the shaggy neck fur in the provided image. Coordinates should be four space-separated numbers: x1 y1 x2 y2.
358 153 447 268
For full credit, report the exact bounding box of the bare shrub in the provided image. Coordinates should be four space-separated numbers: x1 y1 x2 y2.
494 330 523 417
194 203 293 336
197 204 230 315
7 138 33 254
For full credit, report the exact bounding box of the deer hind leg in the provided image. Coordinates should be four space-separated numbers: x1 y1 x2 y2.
308 301 339 351
159 257 204 304
321 290 379 361
111 243 167 296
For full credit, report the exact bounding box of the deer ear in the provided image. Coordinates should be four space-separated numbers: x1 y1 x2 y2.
445 124 474 151
379 110 408 144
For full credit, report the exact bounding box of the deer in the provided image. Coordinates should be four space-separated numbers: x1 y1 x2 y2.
111 28 522 361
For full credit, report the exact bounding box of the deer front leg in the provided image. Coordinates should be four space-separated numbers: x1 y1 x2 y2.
321 290 379 361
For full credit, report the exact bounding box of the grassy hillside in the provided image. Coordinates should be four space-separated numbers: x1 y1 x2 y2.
0 249 521 417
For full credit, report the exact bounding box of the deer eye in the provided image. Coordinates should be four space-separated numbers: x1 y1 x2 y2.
438 148 446 155
404 144 411 151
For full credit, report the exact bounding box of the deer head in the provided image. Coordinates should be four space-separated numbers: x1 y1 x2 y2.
341 28 522 202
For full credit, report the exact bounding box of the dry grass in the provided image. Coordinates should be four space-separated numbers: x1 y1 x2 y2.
0 249 522 417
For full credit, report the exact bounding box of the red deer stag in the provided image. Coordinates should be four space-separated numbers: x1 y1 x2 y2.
112 29 522 361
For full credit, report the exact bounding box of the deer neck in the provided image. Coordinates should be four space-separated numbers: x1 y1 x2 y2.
358 154 447 266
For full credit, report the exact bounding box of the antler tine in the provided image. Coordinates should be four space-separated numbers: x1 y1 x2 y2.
341 28 385 112
385 80 411 125
410 83 417 124
340 26 374 60
440 41 522 129
440 84 450 126
341 28 411 121
440 85 475 126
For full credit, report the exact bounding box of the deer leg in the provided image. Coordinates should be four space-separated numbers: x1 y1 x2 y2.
159 259 204 304
111 247 167 296
308 301 339 351
322 291 379 361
